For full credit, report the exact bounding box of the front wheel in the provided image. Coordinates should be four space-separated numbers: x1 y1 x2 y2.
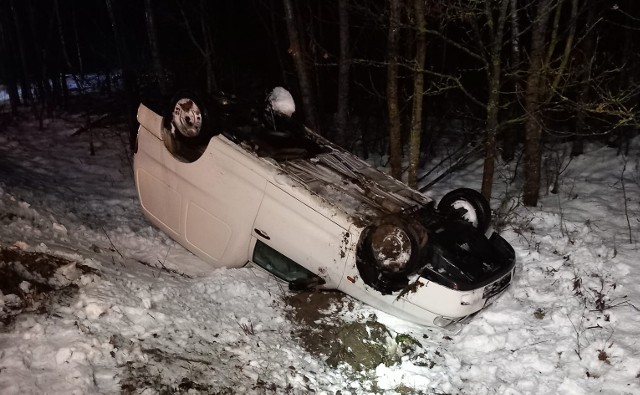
355 216 422 294
438 188 492 233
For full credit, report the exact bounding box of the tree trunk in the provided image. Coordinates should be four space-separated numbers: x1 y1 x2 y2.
72 2 85 81
336 0 350 144
282 0 319 131
548 0 578 95
501 0 521 163
308 2 325 124
9 0 32 104
143 0 166 94
54 0 78 101
199 0 217 94
481 0 509 200
386 0 402 180
0 7 20 115
105 0 125 82
571 4 594 157
105 0 138 147
263 0 289 86
176 0 217 93
27 0 55 122
522 0 552 207
408 0 426 189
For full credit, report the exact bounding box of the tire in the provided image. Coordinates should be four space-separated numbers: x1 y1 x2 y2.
165 91 214 145
355 216 421 294
438 188 491 233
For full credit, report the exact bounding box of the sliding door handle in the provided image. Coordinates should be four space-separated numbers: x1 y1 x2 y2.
254 228 270 240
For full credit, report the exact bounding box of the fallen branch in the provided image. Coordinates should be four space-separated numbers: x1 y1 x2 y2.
101 227 125 266
418 141 483 192
620 155 633 244
70 113 110 137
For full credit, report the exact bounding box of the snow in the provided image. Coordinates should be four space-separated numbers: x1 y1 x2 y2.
0 100 639 394
451 200 479 227
268 87 296 117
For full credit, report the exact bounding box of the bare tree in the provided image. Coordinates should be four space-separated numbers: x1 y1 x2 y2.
254 0 290 86
198 1 217 94
394 0 620 204
407 0 426 188
520 0 581 206
336 0 350 141
386 0 403 180
143 0 166 94
480 0 510 200
415 0 511 197
0 2 20 115
501 0 523 162
9 0 32 104
71 2 85 83
54 0 83 99
105 0 139 146
25 0 54 123
177 0 218 94
570 5 595 157
283 0 320 131
522 0 553 207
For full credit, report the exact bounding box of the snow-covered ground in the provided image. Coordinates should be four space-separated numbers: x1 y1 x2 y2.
0 100 639 394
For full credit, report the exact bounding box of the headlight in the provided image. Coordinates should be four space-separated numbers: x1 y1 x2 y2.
370 224 412 272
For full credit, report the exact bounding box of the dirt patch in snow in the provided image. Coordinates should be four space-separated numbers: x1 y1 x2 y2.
0 247 98 326
284 290 428 371
285 291 347 360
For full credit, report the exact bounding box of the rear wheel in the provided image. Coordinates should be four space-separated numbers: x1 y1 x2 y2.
165 92 215 145
438 188 491 233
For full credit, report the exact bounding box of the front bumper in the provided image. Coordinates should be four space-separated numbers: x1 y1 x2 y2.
405 265 514 320
338 263 515 329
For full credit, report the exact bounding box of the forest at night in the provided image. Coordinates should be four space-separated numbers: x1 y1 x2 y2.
1 1 640 394
1 0 639 204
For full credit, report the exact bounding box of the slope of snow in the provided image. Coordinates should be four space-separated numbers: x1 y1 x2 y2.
0 105 639 394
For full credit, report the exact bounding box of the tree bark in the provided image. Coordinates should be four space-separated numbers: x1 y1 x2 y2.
72 3 84 79
501 0 521 162
105 0 126 83
9 0 32 104
27 0 56 122
481 0 509 200
176 0 218 94
105 0 138 147
255 0 289 86
386 0 402 180
143 0 166 94
282 0 319 131
336 0 350 143
522 0 552 207
571 4 594 157
54 0 81 100
408 0 426 189
0 6 20 115
199 0 217 94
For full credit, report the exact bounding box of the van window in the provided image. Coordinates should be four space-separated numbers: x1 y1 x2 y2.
252 240 319 283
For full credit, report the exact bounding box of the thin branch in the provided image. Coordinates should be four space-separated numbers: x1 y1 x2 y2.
620 155 633 244
425 28 487 65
